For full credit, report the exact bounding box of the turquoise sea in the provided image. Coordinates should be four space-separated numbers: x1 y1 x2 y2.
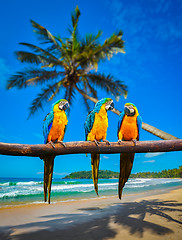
0 177 182 207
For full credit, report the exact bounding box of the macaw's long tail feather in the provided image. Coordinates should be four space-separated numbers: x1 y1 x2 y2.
119 153 135 200
91 153 100 196
43 156 55 204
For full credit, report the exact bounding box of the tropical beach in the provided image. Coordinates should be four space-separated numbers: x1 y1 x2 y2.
1 0 182 239
0 186 182 240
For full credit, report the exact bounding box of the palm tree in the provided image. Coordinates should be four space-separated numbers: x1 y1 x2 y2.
7 6 126 114
6 6 177 140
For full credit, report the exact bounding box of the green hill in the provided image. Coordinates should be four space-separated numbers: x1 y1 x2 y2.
63 166 182 179
63 170 119 179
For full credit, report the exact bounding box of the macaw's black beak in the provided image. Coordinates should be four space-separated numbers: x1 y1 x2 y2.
63 102 70 110
108 101 114 110
124 106 130 115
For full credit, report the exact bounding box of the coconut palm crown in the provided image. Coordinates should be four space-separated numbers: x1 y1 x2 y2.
7 6 127 117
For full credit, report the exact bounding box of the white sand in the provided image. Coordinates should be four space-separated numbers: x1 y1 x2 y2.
0 188 182 239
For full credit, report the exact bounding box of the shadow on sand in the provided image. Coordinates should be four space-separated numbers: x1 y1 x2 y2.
0 199 182 240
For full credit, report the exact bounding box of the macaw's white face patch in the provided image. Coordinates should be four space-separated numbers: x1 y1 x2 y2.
59 100 69 110
105 100 114 111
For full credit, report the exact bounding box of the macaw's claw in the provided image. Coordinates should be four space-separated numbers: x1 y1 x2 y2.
93 139 100 146
57 141 66 148
132 139 137 146
47 141 55 149
118 139 122 145
103 139 110 145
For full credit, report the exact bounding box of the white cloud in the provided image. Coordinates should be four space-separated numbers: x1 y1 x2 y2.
102 156 109 159
53 172 70 176
145 152 165 158
143 160 156 163
37 172 70 176
108 0 182 55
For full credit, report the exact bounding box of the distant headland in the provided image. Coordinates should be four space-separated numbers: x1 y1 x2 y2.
63 166 182 179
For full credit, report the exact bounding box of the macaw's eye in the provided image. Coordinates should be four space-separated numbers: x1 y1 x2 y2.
130 108 135 113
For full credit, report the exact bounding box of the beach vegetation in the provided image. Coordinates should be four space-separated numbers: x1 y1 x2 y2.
130 165 182 178
64 166 182 179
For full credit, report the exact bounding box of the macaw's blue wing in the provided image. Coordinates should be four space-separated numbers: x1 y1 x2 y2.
117 111 125 138
43 111 54 144
84 110 95 141
64 111 68 135
137 115 142 140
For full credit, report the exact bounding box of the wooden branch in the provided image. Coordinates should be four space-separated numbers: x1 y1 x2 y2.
0 140 182 158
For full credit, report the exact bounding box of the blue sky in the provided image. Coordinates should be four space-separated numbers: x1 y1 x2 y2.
0 0 182 178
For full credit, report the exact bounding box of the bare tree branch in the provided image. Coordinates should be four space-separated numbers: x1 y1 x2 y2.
0 140 182 158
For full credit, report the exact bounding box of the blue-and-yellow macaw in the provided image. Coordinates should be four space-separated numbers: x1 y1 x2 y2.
43 99 69 203
84 98 114 195
117 103 142 199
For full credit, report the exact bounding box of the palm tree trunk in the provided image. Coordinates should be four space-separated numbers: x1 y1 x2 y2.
74 84 178 140
141 122 178 140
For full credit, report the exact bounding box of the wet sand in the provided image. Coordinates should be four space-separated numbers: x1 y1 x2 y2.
0 187 182 240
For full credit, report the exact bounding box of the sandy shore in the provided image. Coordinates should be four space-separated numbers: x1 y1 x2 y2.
0 188 182 240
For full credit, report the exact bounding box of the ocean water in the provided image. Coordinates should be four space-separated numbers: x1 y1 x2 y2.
0 177 182 207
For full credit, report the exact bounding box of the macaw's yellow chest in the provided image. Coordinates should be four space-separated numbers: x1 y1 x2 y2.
119 115 138 141
87 105 108 141
48 111 68 142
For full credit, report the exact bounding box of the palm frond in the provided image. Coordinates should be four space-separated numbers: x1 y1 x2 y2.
76 51 99 70
19 42 57 57
71 6 81 28
48 79 66 101
31 20 60 46
6 68 64 89
83 80 97 111
28 81 65 118
76 31 125 69
30 20 67 63
46 37 67 59
74 32 101 68
83 79 98 99
87 73 128 99
70 6 81 57
15 51 48 65
64 83 75 107
82 96 91 112
95 32 125 60
82 31 102 49
17 43 66 68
